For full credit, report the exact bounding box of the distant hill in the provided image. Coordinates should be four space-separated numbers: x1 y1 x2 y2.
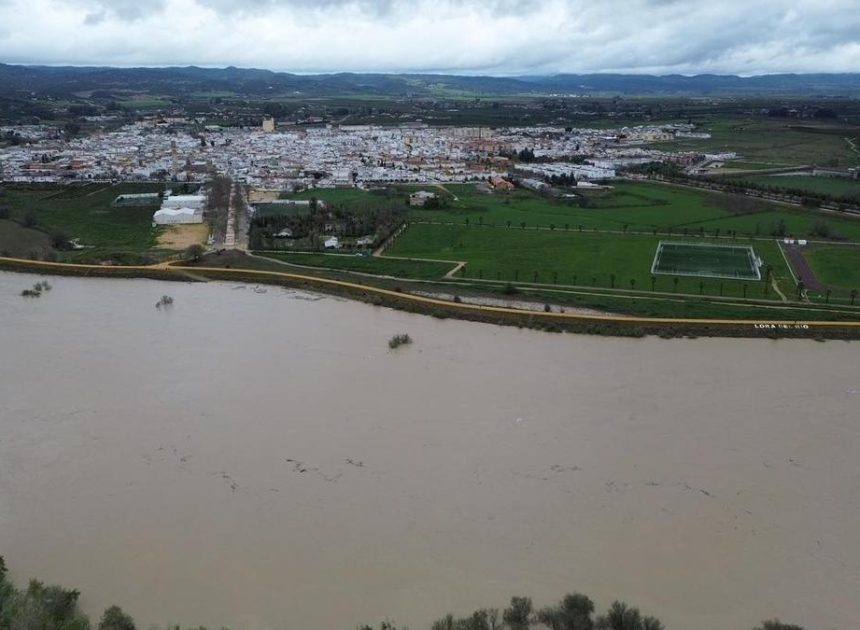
3 63 860 98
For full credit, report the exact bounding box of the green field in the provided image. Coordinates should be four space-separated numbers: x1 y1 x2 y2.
655 118 860 168
254 202 312 218
0 182 166 261
0 219 52 257
253 251 456 279
407 181 860 240
731 174 860 200
387 224 792 299
121 98 172 110
804 245 860 291
652 242 759 279
280 181 860 242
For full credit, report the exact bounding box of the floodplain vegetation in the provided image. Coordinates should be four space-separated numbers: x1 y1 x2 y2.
0 557 806 630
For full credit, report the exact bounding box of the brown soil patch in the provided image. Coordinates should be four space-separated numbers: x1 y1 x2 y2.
248 189 283 203
157 224 210 250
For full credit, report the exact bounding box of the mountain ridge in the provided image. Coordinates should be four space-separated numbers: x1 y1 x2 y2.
3 63 860 97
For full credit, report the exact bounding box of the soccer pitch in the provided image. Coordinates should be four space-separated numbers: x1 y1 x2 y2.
651 241 762 280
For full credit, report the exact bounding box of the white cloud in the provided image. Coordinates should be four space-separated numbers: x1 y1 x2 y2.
0 0 858 74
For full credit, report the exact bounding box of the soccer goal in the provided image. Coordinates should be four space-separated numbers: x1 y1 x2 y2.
651 241 762 280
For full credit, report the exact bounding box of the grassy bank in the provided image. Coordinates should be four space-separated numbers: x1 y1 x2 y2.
0 182 167 262
252 250 456 279
389 225 794 299
3 253 859 339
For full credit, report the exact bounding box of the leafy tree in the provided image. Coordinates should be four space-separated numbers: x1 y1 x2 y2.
503 596 533 630
99 605 136 630
185 243 205 261
809 220 831 238
432 609 498 630
595 601 662 630
50 231 70 250
537 593 595 630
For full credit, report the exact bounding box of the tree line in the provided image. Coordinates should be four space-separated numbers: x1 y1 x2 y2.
0 557 809 630
359 592 806 630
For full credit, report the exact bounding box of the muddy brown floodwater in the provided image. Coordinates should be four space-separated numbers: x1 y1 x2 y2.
1 272 859 630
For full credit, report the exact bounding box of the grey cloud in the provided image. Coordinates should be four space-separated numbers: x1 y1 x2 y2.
196 0 395 15
194 0 540 16
1 0 859 74
83 10 105 25
75 0 166 21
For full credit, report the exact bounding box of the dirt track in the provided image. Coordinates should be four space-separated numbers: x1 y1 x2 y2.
784 245 823 291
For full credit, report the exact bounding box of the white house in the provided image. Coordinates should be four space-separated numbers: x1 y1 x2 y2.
323 236 340 249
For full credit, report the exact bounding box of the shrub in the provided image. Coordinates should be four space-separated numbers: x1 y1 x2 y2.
388 333 412 349
185 243 205 261
21 281 51 298
50 231 71 250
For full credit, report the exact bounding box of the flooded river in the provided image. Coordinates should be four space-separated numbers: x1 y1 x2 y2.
1 272 858 630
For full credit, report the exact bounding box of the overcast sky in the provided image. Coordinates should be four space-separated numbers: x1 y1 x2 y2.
0 0 858 75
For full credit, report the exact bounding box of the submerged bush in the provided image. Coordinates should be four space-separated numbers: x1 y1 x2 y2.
388 333 412 349
21 281 51 298
155 295 175 309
